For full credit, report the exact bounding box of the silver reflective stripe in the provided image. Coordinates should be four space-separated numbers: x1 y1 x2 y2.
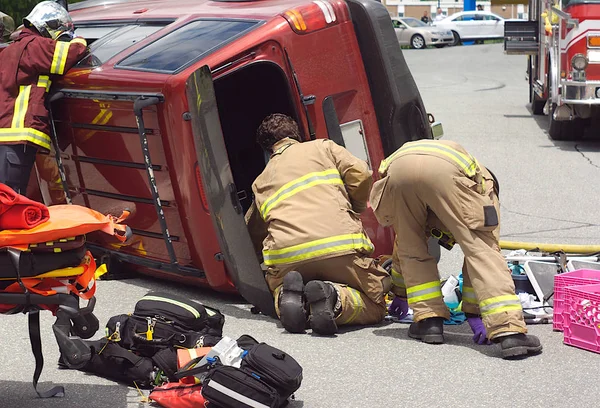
264 235 371 263
462 288 477 303
207 380 270 408
479 298 521 314
407 286 440 299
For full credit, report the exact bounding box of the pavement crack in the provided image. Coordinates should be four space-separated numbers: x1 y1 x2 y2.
500 203 595 226
574 144 600 169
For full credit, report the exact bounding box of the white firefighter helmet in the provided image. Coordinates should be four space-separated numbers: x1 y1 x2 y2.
23 1 74 40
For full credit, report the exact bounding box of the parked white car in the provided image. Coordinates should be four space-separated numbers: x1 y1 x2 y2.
431 11 505 46
391 17 454 49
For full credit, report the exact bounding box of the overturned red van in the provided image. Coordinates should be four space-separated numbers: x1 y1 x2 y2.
32 0 438 316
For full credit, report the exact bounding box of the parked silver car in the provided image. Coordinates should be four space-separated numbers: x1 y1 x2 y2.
391 17 454 49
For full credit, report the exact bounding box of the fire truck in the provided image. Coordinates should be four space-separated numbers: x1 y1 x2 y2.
504 0 600 140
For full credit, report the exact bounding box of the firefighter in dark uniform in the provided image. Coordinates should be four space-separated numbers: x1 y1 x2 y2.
0 1 87 194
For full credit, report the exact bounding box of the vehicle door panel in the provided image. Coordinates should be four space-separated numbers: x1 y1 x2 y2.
185 65 276 318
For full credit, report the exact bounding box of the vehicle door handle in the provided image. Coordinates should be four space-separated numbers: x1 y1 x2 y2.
228 183 242 214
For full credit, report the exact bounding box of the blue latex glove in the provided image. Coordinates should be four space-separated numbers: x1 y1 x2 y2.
467 316 491 345
388 297 409 320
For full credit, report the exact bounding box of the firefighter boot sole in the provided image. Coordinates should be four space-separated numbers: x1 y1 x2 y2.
408 317 445 344
497 334 543 359
279 271 307 334
305 281 338 335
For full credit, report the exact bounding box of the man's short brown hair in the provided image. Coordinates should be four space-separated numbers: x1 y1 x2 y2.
256 113 301 151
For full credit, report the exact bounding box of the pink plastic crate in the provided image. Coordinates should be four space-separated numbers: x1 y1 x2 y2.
553 269 600 331
562 283 600 354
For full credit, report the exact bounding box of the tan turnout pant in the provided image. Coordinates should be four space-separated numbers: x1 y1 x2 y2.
266 254 391 326
385 155 526 339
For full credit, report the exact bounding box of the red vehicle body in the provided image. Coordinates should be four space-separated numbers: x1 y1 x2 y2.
4 0 437 314
504 0 600 140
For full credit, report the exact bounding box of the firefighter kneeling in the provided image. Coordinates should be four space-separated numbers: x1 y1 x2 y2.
246 114 390 335
370 139 542 359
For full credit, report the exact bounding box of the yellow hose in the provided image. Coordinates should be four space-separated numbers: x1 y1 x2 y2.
500 240 600 254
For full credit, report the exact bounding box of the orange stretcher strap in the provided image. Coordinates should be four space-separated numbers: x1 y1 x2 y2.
0 205 127 247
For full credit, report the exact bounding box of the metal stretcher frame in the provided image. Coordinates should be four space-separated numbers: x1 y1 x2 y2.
47 90 205 278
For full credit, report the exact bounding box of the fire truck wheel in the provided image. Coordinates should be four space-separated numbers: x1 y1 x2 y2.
549 104 582 141
531 92 545 115
451 31 461 46
411 34 425 49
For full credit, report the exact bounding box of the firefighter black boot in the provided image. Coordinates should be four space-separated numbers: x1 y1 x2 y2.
494 333 543 359
304 280 338 335
408 317 445 344
279 271 308 334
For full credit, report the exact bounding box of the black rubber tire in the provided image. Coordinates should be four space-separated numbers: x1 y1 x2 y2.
548 104 583 141
411 34 426 49
528 56 545 115
451 31 461 46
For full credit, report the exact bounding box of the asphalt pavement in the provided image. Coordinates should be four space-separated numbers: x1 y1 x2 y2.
1 43 600 408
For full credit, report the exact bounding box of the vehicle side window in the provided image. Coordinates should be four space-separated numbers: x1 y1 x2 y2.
484 15 501 21
474 14 485 20
117 19 261 74
456 15 475 21
392 20 401 28
77 24 166 67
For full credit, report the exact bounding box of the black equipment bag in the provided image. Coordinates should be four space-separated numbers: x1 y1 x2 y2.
241 342 303 401
73 340 157 388
106 313 221 357
202 365 280 408
0 245 87 280
134 291 224 335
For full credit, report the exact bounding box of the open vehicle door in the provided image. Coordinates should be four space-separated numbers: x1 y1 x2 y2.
185 66 276 318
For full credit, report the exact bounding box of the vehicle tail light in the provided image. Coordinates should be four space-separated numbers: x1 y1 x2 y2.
282 0 348 34
588 35 600 48
195 162 210 213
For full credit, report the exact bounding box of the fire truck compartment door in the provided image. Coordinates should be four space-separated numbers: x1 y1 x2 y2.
185 65 276 318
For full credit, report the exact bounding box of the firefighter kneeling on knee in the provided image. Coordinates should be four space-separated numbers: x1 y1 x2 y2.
246 114 391 335
370 139 542 359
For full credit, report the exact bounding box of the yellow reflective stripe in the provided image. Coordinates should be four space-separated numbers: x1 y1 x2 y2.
479 294 520 308
260 169 343 218
391 268 405 288
263 233 373 265
140 295 201 318
339 287 364 325
71 37 87 47
481 304 523 317
51 41 70 75
407 281 442 304
37 75 52 92
11 85 32 128
479 294 522 316
462 286 478 304
379 142 477 177
406 281 439 294
0 128 52 150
